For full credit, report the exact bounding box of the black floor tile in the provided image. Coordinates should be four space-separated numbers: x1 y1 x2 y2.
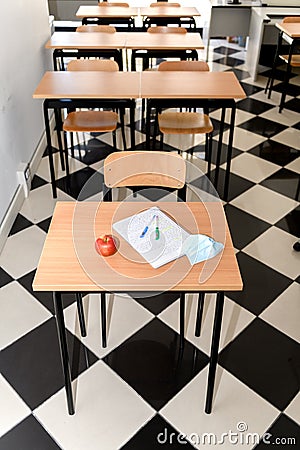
272 82 300 98
208 169 255 202
9 214 33 236
213 46 239 56
240 82 263 96
227 253 292 315
228 68 250 82
121 414 195 449
0 267 14 288
239 117 286 138
224 205 271 250
236 98 273 115
210 117 231 137
0 415 62 450
283 98 300 114
214 56 244 67
71 138 115 165
275 206 300 238
56 167 104 200
36 217 52 233
220 318 300 410
42 146 59 158
260 168 300 201
260 68 297 83
255 414 300 449
249 140 299 166
132 292 180 315
103 318 209 411
0 318 98 409
30 175 48 190
17 271 77 314
293 121 300 131
139 187 176 202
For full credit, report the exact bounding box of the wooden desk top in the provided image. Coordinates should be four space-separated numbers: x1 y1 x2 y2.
140 71 246 99
140 6 200 17
46 32 128 49
125 32 204 50
276 22 300 38
33 202 242 292
76 5 139 18
33 71 141 99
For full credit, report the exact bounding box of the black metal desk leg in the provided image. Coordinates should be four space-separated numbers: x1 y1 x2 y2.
214 107 225 189
205 291 225 414
53 292 75 415
223 104 236 202
101 293 107 348
179 293 185 351
279 42 295 113
43 101 57 198
130 101 136 150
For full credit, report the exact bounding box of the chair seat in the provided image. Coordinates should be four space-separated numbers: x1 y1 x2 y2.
158 111 213 134
279 54 300 67
63 111 118 132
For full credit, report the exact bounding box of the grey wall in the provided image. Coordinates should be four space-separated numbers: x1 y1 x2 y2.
48 0 97 21
0 1 52 224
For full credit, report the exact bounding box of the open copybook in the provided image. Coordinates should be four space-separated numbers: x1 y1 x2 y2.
113 206 224 269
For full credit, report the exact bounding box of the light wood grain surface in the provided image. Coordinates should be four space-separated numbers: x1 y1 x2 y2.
33 71 141 99
276 21 300 38
76 5 139 18
33 202 242 292
140 71 246 99
140 6 200 17
46 32 128 49
125 32 204 50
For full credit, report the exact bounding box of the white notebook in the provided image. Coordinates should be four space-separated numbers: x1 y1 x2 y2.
113 206 190 268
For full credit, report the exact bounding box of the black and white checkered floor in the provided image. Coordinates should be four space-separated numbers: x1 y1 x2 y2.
0 40 300 449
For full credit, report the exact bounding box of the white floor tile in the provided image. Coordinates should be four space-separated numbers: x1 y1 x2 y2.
285 157 300 174
285 392 300 426
220 128 266 151
209 108 254 126
260 107 300 127
0 375 31 437
159 295 255 355
260 283 300 344
222 153 279 183
64 293 154 358
271 128 300 151
20 184 73 224
0 226 46 279
98 128 145 150
243 227 300 280
161 368 278 449
230 185 299 224
0 282 51 350
242 75 279 89
249 90 292 106
36 152 86 183
35 361 155 450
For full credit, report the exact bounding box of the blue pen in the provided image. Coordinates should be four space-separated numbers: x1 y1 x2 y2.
140 215 156 238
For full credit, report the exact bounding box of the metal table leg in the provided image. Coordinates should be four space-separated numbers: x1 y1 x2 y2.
205 291 224 414
53 291 74 415
43 101 57 199
223 104 236 202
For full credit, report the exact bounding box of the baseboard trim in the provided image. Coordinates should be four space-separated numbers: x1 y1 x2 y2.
0 116 54 254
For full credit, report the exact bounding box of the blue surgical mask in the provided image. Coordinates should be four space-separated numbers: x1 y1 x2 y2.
183 234 224 265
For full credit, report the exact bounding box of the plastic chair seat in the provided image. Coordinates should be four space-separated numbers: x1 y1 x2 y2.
158 112 213 135
63 111 118 133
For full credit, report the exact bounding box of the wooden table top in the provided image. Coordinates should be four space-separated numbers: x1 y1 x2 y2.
276 22 300 38
140 6 200 17
140 71 246 99
125 32 204 50
33 71 245 100
46 31 128 49
33 71 141 99
76 5 139 18
33 202 242 292
45 31 204 50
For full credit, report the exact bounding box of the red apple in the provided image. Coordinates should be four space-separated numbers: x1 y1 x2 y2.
95 235 117 257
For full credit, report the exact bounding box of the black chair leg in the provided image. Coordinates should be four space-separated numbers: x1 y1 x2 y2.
112 129 117 150
119 108 127 151
76 293 87 337
101 293 107 348
195 292 205 337
179 293 185 351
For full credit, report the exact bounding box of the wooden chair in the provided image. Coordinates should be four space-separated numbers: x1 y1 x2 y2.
76 25 116 33
63 59 127 160
265 17 300 109
143 2 196 30
150 2 181 6
100 150 187 347
147 25 187 34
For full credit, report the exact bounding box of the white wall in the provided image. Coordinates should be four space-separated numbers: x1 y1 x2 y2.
0 0 52 224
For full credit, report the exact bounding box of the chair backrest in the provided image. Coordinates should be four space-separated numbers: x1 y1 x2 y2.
76 25 116 32
147 26 187 34
282 16 300 23
98 2 130 6
150 2 181 6
158 60 210 71
104 151 186 189
67 59 119 72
